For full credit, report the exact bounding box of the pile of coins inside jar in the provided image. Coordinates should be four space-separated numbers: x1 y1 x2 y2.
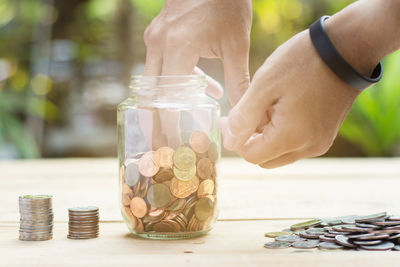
264 212 400 251
121 130 218 235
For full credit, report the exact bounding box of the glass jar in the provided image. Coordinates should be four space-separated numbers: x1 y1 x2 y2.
117 75 220 239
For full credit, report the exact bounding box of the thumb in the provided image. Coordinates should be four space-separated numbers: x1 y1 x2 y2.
221 76 278 151
222 44 251 105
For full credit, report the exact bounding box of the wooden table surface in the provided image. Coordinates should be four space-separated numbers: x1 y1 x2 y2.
1 157 400 266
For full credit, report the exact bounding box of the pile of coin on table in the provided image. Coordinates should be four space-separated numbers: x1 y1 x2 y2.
68 206 100 239
19 195 54 241
121 130 218 234
264 212 400 251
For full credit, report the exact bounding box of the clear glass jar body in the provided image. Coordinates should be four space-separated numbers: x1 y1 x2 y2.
118 75 220 239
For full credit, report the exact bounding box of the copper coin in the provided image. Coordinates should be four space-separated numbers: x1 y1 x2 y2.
153 221 175 232
123 184 133 198
154 147 174 168
135 219 144 233
189 131 210 154
130 197 148 218
170 176 199 199
154 168 174 183
138 151 160 177
196 158 214 180
197 179 215 198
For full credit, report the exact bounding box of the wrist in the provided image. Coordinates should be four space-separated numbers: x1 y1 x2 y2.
324 0 400 77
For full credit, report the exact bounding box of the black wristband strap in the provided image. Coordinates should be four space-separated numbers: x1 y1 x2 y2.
309 16 382 90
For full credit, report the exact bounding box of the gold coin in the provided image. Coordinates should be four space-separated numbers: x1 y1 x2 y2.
194 197 214 221
196 158 214 180
130 197 148 218
154 168 174 183
264 231 293 238
189 131 210 154
170 176 199 198
197 179 214 198
147 183 171 208
173 165 196 181
173 147 196 170
207 142 219 162
138 151 160 177
154 147 174 168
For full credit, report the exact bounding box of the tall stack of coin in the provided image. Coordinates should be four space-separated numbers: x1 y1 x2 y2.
68 206 99 239
120 130 218 237
19 195 53 241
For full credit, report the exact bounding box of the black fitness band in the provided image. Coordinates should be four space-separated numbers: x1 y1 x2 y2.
309 16 382 90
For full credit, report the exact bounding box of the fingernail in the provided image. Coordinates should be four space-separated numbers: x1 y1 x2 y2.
219 117 240 150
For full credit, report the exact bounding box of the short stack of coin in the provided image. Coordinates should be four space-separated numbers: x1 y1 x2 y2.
264 212 400 251
19 195 53 241
68 206 99 239
120 130 218 236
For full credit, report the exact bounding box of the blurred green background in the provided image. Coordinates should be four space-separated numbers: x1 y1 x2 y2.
0 0 399 158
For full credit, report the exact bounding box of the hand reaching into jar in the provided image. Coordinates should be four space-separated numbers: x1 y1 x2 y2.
143 0 252 104
221 0 400 168
141 0 252 150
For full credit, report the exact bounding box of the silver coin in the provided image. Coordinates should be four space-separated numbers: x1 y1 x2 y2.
341 225 370 233
353 239 382 245
69 206 99 212
275 235 303 243
360 241 395 251
357 233 389 240
355 222 380 229
393 245 400 251
319 235 336 242
264 241 291 249
388 216 400 221
355 212 387 223
124 161 141 186
335 235 356 248
389 233 400 240
299 230 321 239
292 240 320 249
347 233 375 239
319 242 343 249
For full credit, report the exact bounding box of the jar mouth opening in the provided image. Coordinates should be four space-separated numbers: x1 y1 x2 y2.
130 75 207 91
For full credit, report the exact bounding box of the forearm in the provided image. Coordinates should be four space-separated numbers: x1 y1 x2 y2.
325 0 400 77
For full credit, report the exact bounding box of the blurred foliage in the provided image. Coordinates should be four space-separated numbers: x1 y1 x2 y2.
340 51 400 156
0 0 399 157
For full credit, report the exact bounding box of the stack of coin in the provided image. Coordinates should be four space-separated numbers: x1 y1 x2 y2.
264 212 400 251
120 130 218 236
68 206 99 239
19 195 53 241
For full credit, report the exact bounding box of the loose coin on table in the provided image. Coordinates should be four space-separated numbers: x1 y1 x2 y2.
264 211 400 251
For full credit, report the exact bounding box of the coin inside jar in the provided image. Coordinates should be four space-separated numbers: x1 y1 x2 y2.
189 131 210 154
147 183 171 208
194 197 214 221
173 147 196 170
197 179 214 198
130 197 148 218
154 168 174 183
170 176 199 199
138 151 160 177
154 147 174 168
196 158 214 180
173 165 196 181
124 160 141 186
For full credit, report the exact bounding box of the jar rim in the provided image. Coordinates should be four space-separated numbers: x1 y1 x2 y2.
130 74 207 93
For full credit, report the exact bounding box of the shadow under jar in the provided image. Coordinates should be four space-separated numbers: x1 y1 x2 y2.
117 75 220 239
